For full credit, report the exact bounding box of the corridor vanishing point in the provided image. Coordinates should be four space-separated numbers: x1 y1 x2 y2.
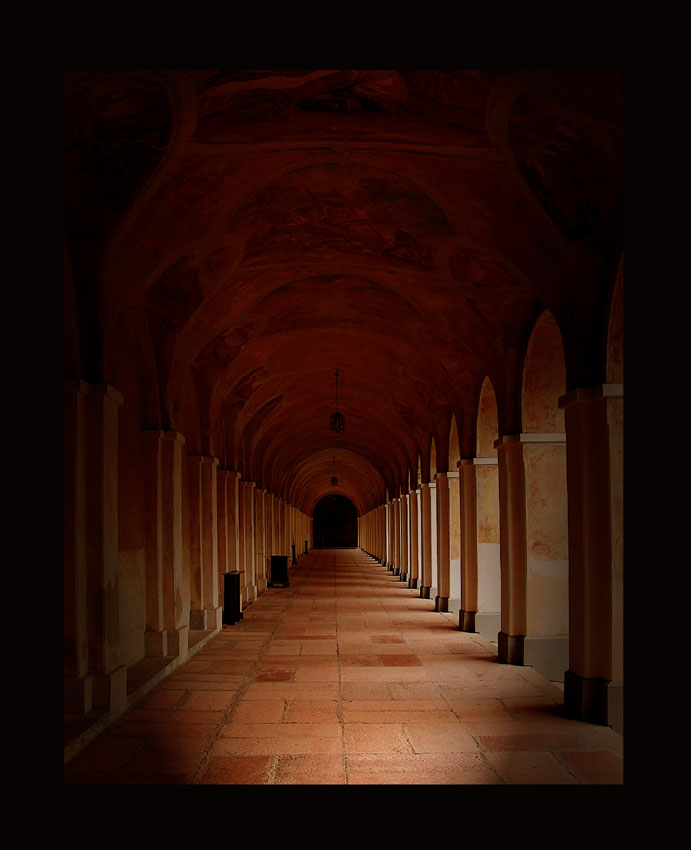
64 69 624 785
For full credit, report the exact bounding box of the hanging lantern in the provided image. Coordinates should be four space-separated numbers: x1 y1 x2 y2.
331 455 338 486
329 368 345 433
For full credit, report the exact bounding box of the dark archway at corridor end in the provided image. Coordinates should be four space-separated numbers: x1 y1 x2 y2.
313 495 358 548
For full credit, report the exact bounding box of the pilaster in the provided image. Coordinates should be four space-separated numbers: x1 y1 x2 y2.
142 429 188 660
419 483 432 598
82 384 127 717
408 489 419 588
559 384 623 731
393 497 401 575
188 456 222 631
495 433 568 681
399 493 409 582
447 470 461 614
434 472 450 612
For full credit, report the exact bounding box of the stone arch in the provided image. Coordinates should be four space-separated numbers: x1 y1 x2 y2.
512 309 569 680
476 376 499 458
521 310 566 433
448 415 462 607
472 376 501 642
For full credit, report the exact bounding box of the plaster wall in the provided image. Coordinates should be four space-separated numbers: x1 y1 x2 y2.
416 491 422 571
430 483 438 590
181 457 191 631
116 394 147 668
476 463 500 614
524 443 569 635
522 312 566 434
449 474 461 601
608 394 624 681
118 548 146 666
477 543 501 613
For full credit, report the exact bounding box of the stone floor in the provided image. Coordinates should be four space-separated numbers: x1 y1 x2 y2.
63 549 624 786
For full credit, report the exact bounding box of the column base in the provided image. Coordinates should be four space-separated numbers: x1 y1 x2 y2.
243 586 258 605
498 631 525 665
190 607 223 631
408 577 418 589
92 665 128 719
434 596 449 612
523 635 569 683
64 675 93 715
459 609 476 632
399 571 407 582
145 626 189 659
564 671 623 732
419 586 431 599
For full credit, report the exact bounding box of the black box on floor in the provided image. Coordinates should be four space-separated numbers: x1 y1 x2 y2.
222 571 243 624
269 555 290 587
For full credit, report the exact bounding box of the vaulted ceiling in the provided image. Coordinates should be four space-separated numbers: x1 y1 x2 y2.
64 69 623 515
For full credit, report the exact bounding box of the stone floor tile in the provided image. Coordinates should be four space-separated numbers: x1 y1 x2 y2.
293 667 340 681
405 722 479 753
64 735 142 774
231 700 286 723
274 754 346 784
343 709 458 724
196 755 273 784
253 671 295 682
346 752 501 785
112 721 218 739
557 750 624 784
340 655 382 666
220 722 341 738
343 723 412 754
284 700 340 723
339 682 393 700
123 738 208 775
138 689 186 710
484 751 580 784
66 550 623 786
379 654 422 666
476 731 617 752
181 691 238 711
446 699 513 720
125 709 226 725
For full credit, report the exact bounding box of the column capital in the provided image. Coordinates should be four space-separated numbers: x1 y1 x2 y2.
494 433 566 449
87 383 124 405
559 384 624 408
142 428 185 444
460 457 498 466
188 454 219 465
64 378 89 394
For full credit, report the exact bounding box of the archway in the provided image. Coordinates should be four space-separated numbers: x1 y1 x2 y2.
313 495 358 548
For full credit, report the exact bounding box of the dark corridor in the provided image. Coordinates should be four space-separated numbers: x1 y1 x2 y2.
313 495 358 548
